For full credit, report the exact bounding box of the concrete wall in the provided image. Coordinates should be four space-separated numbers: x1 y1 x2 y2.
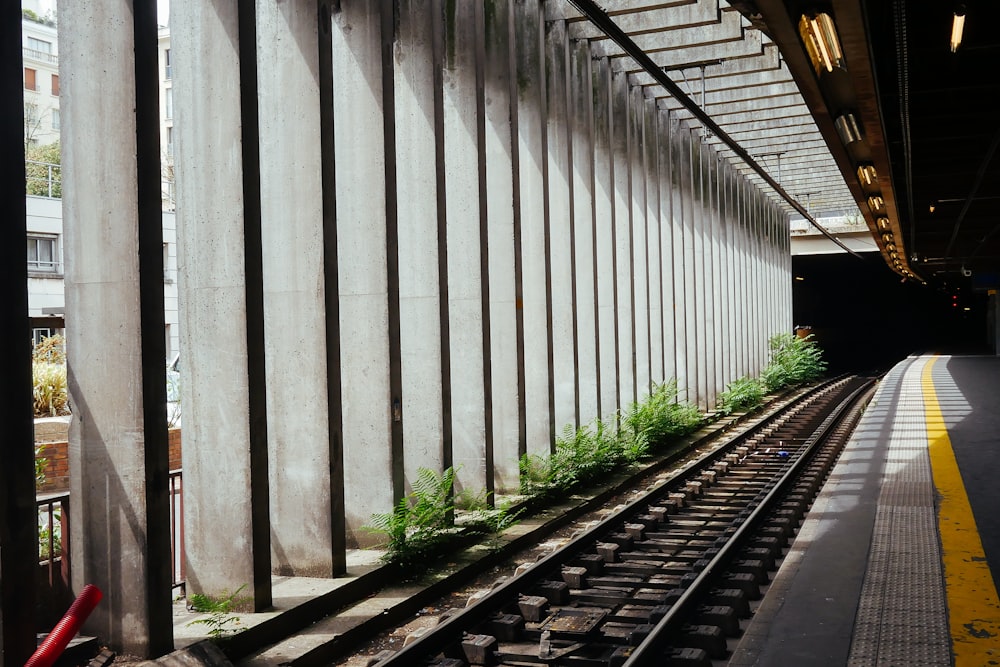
49 0 793 653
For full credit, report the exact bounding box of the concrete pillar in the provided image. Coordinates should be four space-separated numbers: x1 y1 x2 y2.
172 0 272 609
570 38 599 424
513 1 554 455
393 0 447 485
707 149 722 402
630 85 650 400
592 57 619 421
61 0 174 649
484 0 522 492
545 20 577 431
256 0 340 578
612 70 635 408
735 176 749 378
644 96 664 387
701 143 718 407
692 139 708 408
443 1 492 494
656 105 676 387
670 114 691 403
1 4 38 661
681 128 698 404
330 1 400 544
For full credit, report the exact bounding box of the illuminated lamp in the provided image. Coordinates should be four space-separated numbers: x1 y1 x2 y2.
868 195 885 214
799 13 846 74
952 5 966 53
886 242 896 252
857 164 877 187
882 232 894 244
876 217 890 230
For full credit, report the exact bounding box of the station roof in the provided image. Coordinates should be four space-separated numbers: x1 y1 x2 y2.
559 0 1000 288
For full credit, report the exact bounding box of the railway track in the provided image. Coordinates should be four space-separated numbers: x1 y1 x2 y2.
371 374 876 667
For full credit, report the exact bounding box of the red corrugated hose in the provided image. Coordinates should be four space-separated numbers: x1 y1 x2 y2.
24 584 103 667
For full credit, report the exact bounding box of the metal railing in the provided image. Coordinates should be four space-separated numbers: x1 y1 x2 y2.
36 493 68 588
26 159 61 198
36 470 185 591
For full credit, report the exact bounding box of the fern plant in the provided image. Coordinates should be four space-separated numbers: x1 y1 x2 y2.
716 376 765 415
365 467 459 566
187 585 246 641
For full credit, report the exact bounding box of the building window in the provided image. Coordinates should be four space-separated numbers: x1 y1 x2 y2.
32 328 53 347
27 37 52 54
164 87 173 120
51 74 59 96
164 48 172 80
24 67 36 91
163 242 170 281
51 108 60 130
28 235 59 273
166 125 174 157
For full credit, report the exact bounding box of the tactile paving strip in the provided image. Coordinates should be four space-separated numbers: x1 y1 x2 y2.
846 357 951 667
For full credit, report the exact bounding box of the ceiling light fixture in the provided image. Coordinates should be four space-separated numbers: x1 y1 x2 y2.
798 13 846 74
929 202 936 213
951 5 966 53
877 217 890 230
857 164 878 187
868 195 885 213
834 113 864 145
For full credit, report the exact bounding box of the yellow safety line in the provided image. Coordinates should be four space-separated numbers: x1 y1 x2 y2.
922 355 1000 666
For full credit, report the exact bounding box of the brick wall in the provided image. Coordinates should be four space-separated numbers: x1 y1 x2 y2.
35 428 182 494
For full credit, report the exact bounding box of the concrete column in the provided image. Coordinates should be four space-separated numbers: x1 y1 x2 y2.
0 4 37 661
707 148 722 403
256 0 339 578
570 38 599 423
443 1 491 494
545 20 577 431
513 1 553 455
331 1 399 543
735 176 749 378
592 57 619 420
173 0 272 610
612 70 635 408
670 114 690 402
681 128 698 404
393 0 447 484
721 163 736 384
692 139 709 408
60 0 174 650
629 85 650 399
656 105 676 387
644 96 664 387
484 0 522 492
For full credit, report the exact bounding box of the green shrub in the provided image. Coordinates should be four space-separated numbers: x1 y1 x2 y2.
717 376 765 415
622 380 702 447
761 333 828 392
33 362 69 417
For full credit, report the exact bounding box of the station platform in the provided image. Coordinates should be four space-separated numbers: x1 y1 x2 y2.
730 354 1000 667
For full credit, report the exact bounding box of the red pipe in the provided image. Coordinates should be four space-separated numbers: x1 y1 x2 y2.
24 584 103 667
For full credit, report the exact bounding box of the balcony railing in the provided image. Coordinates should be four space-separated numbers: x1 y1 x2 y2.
26 159 61 198
23 47 57 64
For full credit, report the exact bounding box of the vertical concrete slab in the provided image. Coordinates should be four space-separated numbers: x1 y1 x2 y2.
256 0 337 578
443 1 491 494
644 96 664 387
680 127 698 404
173 0 272 610
669 113 690 403
484 0 522 492
570 38 599 424
612 70 635 408
544 20 577 431
592 57 619 421
330 1 398 544
703 145 719 407
0 4 37 661
720 162 736 384
692 140 708 408
513 1 554 456
61 0 174 650
393 0 446 484
629 84 650 400
656 105 676 388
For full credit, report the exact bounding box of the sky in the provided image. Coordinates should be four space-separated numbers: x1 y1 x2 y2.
34 1 171 27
